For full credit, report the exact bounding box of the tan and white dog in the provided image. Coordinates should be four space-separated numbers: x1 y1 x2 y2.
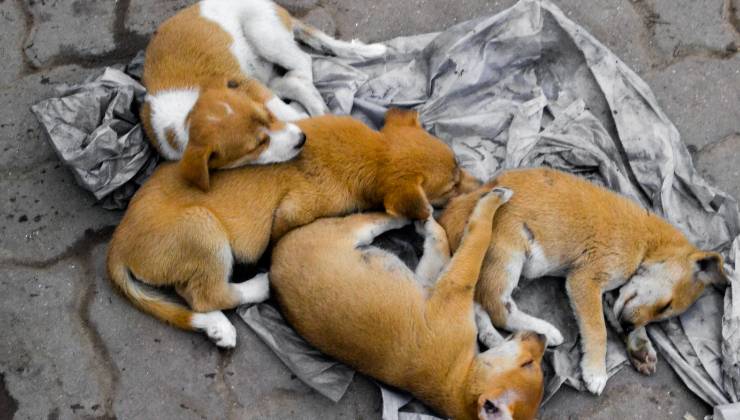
107 110 474 347
141 0 387 161
439 168 727 395
271 188 547 420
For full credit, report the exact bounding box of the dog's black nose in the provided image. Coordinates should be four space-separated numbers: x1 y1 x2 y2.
294 133 306 149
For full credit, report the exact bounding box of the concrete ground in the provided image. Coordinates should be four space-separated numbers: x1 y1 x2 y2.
0 0 738 418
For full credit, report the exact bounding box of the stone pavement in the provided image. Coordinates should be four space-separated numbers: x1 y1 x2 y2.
0 0 737 418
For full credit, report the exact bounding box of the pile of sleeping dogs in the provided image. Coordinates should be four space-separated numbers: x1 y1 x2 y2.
106 0 728 418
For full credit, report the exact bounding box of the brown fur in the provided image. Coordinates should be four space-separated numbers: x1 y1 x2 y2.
271 193 545 420
439 168 726 391
107 111 470 335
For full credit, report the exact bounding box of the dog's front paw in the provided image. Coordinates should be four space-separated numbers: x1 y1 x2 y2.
542 325 564 347
627 336 657 375
526 319 563 347
581 364 608 395
478 329 505 349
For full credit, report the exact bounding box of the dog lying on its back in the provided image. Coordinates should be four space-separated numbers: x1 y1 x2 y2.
271 188 546 420
439 167 727 395
141 0 387 161
107 109 477 347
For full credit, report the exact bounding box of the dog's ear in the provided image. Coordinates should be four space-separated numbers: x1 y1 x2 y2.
383 178 431 220
693 251 727 286
180 145 213 191
383 108 421 129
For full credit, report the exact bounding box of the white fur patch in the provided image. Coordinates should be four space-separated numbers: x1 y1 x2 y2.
253 123 304 164
234 272 271 304
191 311 237 348
199 0 275 81
522 240 562 279
146 89 199 160
265 96 308 122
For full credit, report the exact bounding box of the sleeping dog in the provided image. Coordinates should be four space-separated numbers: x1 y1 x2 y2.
271 189 547 420
141 0 387 160
439 167 727 395
107 109 477 347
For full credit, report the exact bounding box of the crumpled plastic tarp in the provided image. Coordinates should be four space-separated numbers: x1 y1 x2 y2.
31 61 158 209
239 0 740 416
31 0 740 417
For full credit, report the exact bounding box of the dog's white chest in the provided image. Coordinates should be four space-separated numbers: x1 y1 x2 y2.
522 241 563 279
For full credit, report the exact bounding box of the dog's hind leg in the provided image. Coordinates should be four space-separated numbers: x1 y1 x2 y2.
477 236 564 347
174 242 268 348
291 16 387 59
351 214 410 248
414 216 450 288
241 15 328 116
426 188 510 320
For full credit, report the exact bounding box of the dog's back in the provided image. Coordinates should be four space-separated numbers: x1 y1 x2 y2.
271 215 430 381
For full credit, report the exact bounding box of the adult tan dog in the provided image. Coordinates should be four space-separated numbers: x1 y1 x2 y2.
141 0 386 161
271 188 546 420
439 167 727 395
107 110 473 347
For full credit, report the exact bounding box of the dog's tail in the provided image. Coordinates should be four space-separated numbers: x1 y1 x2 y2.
291 16 387 59
107 253 195 331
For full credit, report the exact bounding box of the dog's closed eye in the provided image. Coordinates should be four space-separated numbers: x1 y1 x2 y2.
657 300 672 314
520 359 534 368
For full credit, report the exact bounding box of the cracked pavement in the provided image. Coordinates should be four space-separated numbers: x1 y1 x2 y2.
0 0 738 418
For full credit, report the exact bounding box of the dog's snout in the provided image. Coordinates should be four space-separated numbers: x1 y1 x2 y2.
294 132 306 149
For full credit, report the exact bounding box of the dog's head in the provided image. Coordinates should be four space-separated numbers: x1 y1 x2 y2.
379 109 480 220
613 246 727 332
180 88 306 190
469 331 546 420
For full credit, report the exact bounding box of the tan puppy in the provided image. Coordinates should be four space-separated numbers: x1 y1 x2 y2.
271 188 546 420
107 110 472 347
439 167 727 395
141 0 386 161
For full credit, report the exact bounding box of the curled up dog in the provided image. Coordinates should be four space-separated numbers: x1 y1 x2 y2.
439 167 727 395
140 0 387 161
270 188 546 420
106 109 475 347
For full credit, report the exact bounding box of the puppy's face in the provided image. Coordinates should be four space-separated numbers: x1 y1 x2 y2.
381 109 475 220
181 88 306 190
472 331 546 420
613 248 726 332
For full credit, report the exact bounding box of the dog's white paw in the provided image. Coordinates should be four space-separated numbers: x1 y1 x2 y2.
478 329 505 349
351 41 388 58
236 273 270 304
542 325 564 347
627 335 658 376
193 311 237 348
582 365 608 395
